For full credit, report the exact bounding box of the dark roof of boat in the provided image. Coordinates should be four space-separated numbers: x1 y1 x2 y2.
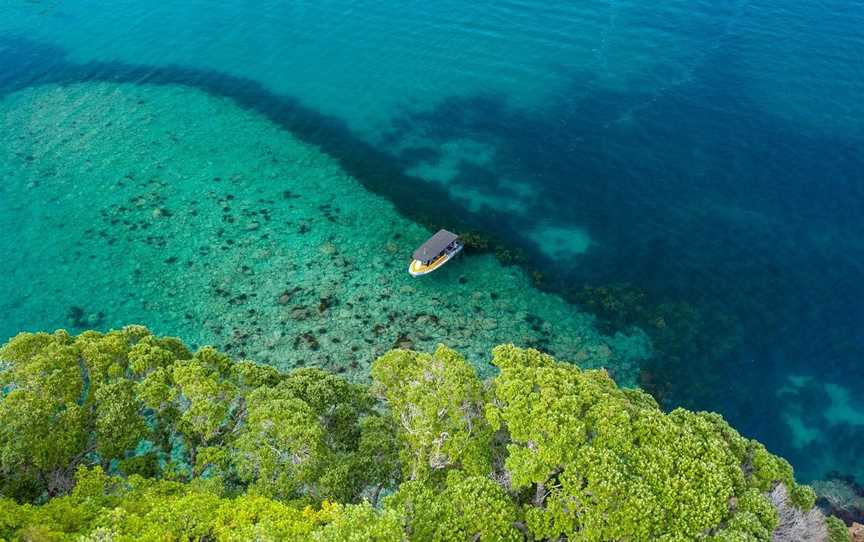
413 229 459 261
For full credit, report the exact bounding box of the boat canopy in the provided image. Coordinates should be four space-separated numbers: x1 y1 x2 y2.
412 229 459 263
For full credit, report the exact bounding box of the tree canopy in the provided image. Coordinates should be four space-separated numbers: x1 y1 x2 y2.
0 327 847 541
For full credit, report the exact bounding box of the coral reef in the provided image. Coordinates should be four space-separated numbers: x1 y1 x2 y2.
570 283 740 409
456 230 491 251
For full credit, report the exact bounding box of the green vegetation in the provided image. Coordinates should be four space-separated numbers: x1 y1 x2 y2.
0 326 842 540
826 516 852 542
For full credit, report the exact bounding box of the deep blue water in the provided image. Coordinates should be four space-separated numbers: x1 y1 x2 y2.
1 0 863 483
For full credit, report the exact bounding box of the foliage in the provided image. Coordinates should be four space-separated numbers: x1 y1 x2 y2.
0 328 835 541
0 328 167 500
485 343 810 541
0 327 393 507
310 502 402 542
0 466 332 541
826 515 851 542
385 471 522 542
370 346 492 482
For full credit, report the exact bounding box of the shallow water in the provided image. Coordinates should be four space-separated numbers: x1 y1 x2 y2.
0 82 649 382
1 0 862 483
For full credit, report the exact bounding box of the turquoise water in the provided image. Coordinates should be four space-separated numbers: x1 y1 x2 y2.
1 0 862 485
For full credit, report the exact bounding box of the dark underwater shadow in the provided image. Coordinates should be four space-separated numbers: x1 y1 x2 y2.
0 34 529 255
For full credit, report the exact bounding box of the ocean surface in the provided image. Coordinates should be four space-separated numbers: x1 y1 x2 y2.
0 0 862 484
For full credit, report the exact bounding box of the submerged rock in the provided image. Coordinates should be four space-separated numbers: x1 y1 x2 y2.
293 332 320 351
319 241 337 255
813 477 864 526
393 333 413 350
67 306 104 329
152 207 171 219
288 306 311 321
67 306 85 327
277 287 301 305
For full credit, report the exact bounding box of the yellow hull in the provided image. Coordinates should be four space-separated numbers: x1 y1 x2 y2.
408 246 462 276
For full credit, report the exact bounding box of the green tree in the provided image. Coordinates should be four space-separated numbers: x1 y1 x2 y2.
311 502 402 542
386 472 522 541
231 367 396 503
371 346 492 482
0 329 157 499
233 385 326 500
485 344 803 541
825 516 851 542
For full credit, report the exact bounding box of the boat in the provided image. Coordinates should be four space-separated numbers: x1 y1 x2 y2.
408 229 463 276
